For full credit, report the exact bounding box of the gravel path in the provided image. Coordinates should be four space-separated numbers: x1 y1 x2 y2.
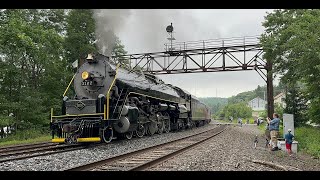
148 122 320 171
0 124 217 171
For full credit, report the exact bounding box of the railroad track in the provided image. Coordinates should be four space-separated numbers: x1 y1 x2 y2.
0 142 88 163
67 124 227 171
0 142 55 154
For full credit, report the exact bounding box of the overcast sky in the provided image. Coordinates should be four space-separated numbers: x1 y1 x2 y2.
104 9 275 98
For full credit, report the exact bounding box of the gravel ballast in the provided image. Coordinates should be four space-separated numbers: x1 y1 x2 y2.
1 122 319 171
148 122 320 171
0 124 217 171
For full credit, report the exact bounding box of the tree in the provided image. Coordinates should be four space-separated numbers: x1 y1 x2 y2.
0 9 130 138
222 102 252 120
274 103 284 120
284 83 308 126
64 9 96 65
112 37 130 68
261 9 320 124
64 9 129 68
227 84 283 105
198 97 228 115
0 9 67 132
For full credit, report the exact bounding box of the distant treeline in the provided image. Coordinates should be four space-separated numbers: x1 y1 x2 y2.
199 84 285 118
198 97 228 115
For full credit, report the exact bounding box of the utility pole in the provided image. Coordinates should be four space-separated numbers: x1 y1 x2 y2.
266 59 274 119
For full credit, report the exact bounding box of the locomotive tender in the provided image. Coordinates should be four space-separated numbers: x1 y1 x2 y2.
50 53 211 144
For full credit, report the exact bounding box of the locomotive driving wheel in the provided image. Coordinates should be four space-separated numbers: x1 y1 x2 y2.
135 124 145 138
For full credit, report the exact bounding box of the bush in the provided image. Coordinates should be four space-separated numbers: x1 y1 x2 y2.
295 126 320 158
0 128 49 143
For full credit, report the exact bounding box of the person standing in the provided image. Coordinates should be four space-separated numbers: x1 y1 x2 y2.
285 129 294 156
267 113 280 151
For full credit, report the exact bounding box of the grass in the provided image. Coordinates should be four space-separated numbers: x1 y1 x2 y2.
0 128 51 147
256 121 320 158
248 117 255 124
295 126 320 158
257 122 266 132
0 135 51 147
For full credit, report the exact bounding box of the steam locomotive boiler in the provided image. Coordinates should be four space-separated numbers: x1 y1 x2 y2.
50 53 211 144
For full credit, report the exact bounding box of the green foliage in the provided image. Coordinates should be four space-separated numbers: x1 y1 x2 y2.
261 9 320 124
0 129 50 146
284 83 308 126
112 37 130 68
198 97 228 115
64 9 129 68
0 128 48 141
222 83 285 121
0 9 129 143
220 102 252 119
295 126 320 158
64 9 97 64
0 115 14 127
259 110 267 119
228 90 256 104
274 103 284 120
0 10 68 133
228 84 283 104
0 135 51 147
257 122 266 133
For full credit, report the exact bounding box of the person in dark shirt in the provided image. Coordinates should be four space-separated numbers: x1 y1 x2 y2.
285 129 294 156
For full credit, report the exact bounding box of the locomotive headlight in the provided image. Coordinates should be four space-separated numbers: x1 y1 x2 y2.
81 71 90 80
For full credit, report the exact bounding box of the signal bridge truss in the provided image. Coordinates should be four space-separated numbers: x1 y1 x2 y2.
113 36 267 82
112 36 274 118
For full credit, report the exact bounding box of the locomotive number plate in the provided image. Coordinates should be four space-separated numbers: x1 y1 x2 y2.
81 80 93 86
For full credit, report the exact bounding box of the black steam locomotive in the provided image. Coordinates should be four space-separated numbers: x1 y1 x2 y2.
50 53 211 144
